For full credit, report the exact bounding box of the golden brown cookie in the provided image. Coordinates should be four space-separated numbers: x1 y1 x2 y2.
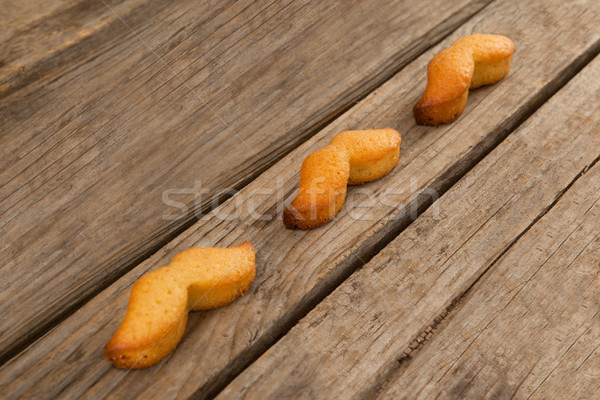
104 241 255 369
283 129 401 229
414 34 515 125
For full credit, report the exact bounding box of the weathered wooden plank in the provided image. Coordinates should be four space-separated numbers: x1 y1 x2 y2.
1 0 599 398
379 168 600 400
0 0 164 97
378 157 600 400
0 0 488 361
215 53 600 398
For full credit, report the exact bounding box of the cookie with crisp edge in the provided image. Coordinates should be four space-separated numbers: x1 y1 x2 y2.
104 241 255 369
283 129 401 229
414 34 515 125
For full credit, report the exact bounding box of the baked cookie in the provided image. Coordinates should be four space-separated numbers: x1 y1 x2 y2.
414 34 515 125
104 241 255 368
283 129 401 229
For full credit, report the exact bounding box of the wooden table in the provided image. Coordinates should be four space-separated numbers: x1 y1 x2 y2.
1 0 599 398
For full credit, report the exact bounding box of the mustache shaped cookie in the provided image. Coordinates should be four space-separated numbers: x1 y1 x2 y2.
283 129 401 229
414 34 515 125
104 241 255 369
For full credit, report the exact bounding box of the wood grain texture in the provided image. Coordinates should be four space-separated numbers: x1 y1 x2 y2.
0 0 488 361
379 144 600 400
216 50 600 399
1 0 599 398
0 0 164 97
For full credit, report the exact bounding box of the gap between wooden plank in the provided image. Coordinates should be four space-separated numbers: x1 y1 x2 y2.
1 0 599 398
0 0 490 364
377 135 600 400
371 153 600 400
216 46 600 400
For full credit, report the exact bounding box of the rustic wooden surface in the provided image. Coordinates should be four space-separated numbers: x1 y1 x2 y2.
1 0 600 399
0 0 489 362
216 50 600 399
